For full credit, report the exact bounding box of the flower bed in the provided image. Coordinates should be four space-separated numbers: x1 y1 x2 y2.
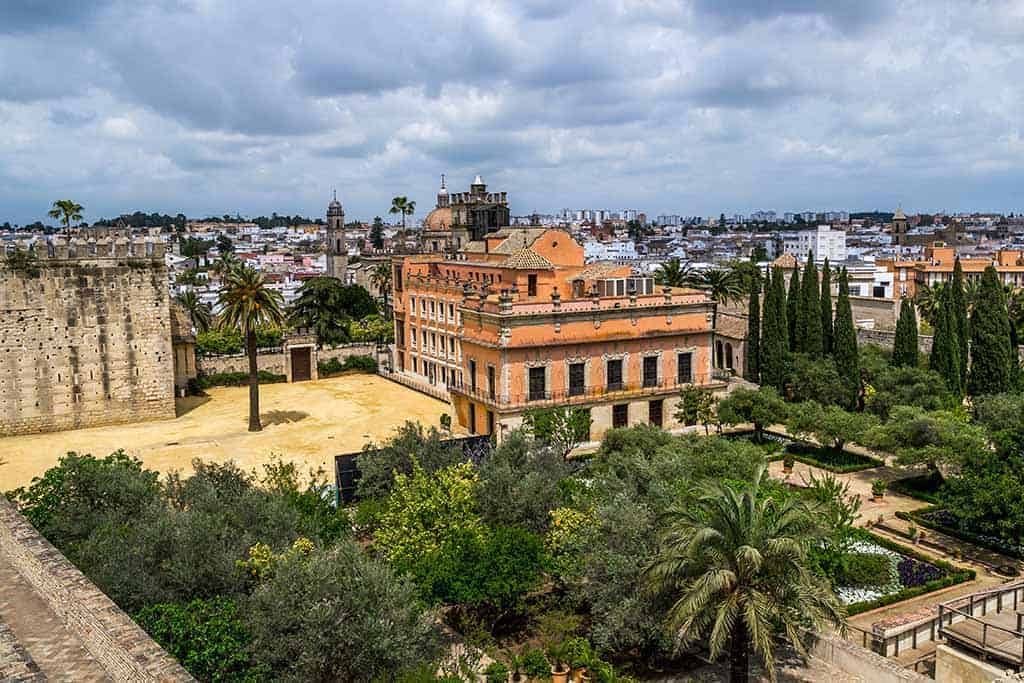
842 529 975 616
896 507 1024 559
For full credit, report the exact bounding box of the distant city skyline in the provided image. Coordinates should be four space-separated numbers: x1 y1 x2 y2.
3 1 1024 224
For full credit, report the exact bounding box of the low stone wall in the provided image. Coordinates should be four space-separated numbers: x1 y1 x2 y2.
0 496 194 682
810 632 929 683
197 343 378 376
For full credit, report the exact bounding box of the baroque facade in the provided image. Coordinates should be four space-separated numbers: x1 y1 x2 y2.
391 220 720 442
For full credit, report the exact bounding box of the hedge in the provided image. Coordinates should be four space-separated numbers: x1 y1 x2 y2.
895 507 1024 560
195 370 287 389
844 528 975 616
783 442 883 474
888 473 943 504
318 355 377 377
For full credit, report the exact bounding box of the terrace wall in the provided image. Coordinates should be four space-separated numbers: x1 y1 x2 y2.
197 343 378 376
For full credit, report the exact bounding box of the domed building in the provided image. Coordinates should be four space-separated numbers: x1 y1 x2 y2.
420 176 453 254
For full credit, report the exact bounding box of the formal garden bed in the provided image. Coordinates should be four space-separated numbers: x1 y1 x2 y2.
838 529 975 616
897 507 1024 560
888 471 944 504
724 430 882 473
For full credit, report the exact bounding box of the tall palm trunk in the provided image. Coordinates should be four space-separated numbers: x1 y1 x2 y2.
247 328 261 432
730 620 750 683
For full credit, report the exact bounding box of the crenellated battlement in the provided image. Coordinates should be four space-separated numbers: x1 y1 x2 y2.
2 237 166 261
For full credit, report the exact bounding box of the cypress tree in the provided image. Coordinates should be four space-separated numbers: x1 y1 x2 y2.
820 257 833 355
787 266 800 352
745 275 761 382
967 265 1012 396
799 252 823 357
1010 319 1022 392
833 269 860 409
760 267 788 392
930 286 962 397
951 257 969 385
892 298 919 368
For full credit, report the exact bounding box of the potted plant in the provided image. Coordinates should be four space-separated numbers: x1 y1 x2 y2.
520 648 550 682
564 637 592 683
782 453 795 474
872 479 888 502
484 661 510 683
907 525 918 543
508 653 527 683
547 642 570 683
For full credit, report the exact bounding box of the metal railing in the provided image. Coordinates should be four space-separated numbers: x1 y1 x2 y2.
449 372 720 409
938 582 1024 665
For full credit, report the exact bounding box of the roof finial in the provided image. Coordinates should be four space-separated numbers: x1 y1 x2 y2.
333 188 337 201
440 173 446 190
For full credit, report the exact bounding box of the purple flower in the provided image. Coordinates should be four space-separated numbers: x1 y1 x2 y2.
897 558 944 587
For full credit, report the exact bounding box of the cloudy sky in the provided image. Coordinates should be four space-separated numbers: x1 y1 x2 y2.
2 0 1023 225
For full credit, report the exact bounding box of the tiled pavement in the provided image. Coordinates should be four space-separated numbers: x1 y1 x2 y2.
0 553 110 682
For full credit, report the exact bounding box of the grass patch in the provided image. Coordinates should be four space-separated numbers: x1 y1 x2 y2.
889 471 943 504
845 528 975 616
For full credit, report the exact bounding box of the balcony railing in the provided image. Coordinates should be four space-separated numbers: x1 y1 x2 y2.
449 372 720 409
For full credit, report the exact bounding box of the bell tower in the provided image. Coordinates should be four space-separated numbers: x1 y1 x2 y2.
326 190 348 280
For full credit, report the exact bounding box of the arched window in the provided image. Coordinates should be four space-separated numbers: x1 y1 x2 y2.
725 343 734 370
715 341 724 368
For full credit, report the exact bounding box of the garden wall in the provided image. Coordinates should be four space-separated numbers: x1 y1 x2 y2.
0 496 194 682
857 329 934 355
810 633 929 683
197 343 378 376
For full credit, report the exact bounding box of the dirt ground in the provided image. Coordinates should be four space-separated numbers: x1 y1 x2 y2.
0 374 453 489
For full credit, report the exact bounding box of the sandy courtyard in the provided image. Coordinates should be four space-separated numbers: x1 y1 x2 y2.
0 374 452 490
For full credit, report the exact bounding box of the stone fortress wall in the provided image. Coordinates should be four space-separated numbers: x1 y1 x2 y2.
0 238 176 436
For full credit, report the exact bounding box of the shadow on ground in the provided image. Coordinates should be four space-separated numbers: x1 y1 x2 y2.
261 410 310 426
174 395 210 417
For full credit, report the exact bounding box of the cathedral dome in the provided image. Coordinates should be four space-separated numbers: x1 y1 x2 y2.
424 206 452 231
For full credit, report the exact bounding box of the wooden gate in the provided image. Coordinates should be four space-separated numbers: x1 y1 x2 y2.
290 347 312 381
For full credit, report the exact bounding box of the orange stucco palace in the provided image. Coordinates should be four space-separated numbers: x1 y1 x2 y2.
389 176 726 442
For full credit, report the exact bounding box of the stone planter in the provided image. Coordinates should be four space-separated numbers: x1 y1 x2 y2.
551 666 570 683
873 493 884 503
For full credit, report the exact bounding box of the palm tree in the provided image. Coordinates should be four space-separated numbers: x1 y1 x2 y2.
47 200 84 235
645 465 845 683
218 265 286 432
686 267 745 329
654 258 693 288
212 251 242 277
369 262 393 321
176 290 213 332
389 196 416 230
914 281 946 326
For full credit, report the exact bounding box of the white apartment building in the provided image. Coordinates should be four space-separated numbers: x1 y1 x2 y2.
783 225 847 263
583 239 639 263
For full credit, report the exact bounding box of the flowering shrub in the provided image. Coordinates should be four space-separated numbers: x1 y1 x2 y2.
897 558 944 587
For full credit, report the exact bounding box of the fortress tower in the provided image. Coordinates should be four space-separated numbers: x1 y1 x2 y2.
0 237 176 435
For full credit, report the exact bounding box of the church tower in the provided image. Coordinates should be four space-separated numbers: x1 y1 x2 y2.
326 190 348 281
893 206 908 248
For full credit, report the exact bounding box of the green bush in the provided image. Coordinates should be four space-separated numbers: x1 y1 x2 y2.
835 553 891 587
484 661 510 683
197 326 283 356
520 648 550 677
135 597 266 682
195 370 286 389
318 354 378 377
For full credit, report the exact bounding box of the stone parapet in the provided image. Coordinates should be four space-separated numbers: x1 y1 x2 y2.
0 497 194 681
3 237 166 260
